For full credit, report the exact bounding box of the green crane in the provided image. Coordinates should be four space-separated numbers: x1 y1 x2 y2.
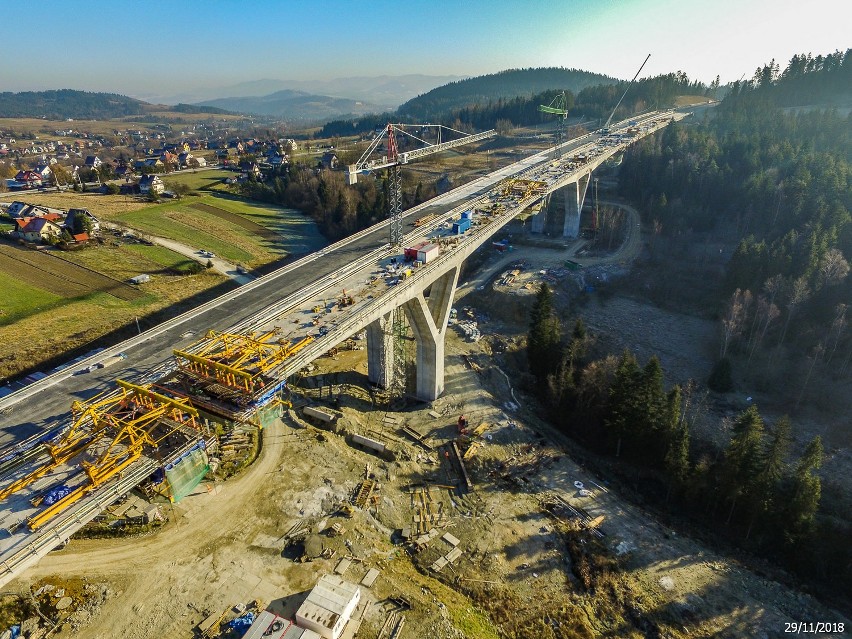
539 91 570 158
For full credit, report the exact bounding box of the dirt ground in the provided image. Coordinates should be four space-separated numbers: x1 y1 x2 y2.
8 324 848 638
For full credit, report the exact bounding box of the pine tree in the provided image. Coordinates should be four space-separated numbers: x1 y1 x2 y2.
747 416 792 539
722 405 766 523
606 350 641 457
785 436 823 542
528 283 561 380
663 385 690 499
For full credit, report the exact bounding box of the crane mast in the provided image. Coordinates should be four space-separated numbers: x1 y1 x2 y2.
346 124 496 248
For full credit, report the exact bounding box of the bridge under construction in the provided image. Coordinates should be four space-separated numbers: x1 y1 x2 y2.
0 109 687 588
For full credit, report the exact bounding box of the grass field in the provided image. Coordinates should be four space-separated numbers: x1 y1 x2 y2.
160 169 233 192
115 205 257 264
0 271 64 326
114 194 327 265
125 243 200 273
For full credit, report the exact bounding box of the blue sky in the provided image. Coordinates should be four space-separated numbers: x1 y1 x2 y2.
3 0 847 98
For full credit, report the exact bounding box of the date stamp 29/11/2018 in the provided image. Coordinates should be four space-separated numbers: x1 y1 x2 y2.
784 621 845 634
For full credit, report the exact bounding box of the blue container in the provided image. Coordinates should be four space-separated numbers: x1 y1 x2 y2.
461 210 473 220
453 218 471 234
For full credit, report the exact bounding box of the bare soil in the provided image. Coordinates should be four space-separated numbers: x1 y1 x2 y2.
8 322 847 638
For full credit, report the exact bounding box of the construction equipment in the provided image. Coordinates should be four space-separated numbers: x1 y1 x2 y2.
602 53 651 130
173 331 313 409
539 91 570 158
462 441 482 461
346 123 496 247
26 380 199 530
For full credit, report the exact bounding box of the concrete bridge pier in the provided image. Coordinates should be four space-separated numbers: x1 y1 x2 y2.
530 205 547 233
404 265 460 401
366 312 394 387
563 171 591 238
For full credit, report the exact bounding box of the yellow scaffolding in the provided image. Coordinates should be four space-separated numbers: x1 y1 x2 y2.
174 331 313 396
26 380 199 530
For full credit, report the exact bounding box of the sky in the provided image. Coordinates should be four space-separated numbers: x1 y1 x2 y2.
2 0 848 99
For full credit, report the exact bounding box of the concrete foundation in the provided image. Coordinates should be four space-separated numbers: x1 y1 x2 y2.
366 312 394 387
404 266 459 400
563 172 591 238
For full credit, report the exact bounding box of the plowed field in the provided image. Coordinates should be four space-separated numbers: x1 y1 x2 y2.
189 203 277 238
0 244 143 301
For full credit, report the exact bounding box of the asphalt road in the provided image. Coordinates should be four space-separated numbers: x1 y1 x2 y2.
0 127 633 444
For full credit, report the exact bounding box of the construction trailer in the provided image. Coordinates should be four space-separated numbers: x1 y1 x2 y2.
295 574 361 639
452 218 471 235
403 241 428 262
416 243 440 264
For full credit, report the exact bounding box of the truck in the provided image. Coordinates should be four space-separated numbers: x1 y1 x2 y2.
86 352 127 372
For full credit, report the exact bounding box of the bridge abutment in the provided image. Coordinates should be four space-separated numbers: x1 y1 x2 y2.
404 266 459 401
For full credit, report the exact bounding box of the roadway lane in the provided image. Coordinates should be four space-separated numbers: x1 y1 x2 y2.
0 122 648 442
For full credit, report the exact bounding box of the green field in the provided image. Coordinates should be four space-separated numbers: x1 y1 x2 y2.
0 271 64 325
114 194 327 265
125 243 200 274
160 168 233 192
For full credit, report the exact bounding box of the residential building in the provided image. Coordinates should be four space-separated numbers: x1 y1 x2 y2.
65 208 100 234
139 175 165 195
13 217 64 243
84 155 102 168
320 153 338 170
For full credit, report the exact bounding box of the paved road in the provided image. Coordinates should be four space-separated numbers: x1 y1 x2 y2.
146 235 254 285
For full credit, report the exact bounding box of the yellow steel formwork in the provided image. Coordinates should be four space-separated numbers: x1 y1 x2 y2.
173 331 314 397
24 380 199 530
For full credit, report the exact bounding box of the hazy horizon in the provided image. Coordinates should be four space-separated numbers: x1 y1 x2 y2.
3 0 848 99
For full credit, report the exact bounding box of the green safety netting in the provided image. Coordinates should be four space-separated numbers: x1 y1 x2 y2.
165 443 209 502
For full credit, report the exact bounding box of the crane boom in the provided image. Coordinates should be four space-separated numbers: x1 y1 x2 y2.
603 53 651 129
346 125 496 185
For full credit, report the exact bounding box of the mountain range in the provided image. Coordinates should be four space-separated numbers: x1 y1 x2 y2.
143 74 464 110
195 89 386 122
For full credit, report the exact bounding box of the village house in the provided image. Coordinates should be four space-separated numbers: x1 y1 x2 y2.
13 171 43 189
139 174 165 195
65 208 100 234
320 152 339 170
12 217 64 243
84 155 102 169
7 202 66 219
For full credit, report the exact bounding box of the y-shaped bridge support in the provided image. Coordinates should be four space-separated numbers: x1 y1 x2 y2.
404 266 460 401
563 171 591 238
366 311 394 387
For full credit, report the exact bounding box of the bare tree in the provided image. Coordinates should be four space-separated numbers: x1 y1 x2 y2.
721 288 752 358
748 295 781 362
818 248 849 289
825 304 848 364
775 276 810 356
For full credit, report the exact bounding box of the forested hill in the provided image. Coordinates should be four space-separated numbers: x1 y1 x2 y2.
397 67 618 120
320 71 705 137
751 49 852 107
0 89 147 119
